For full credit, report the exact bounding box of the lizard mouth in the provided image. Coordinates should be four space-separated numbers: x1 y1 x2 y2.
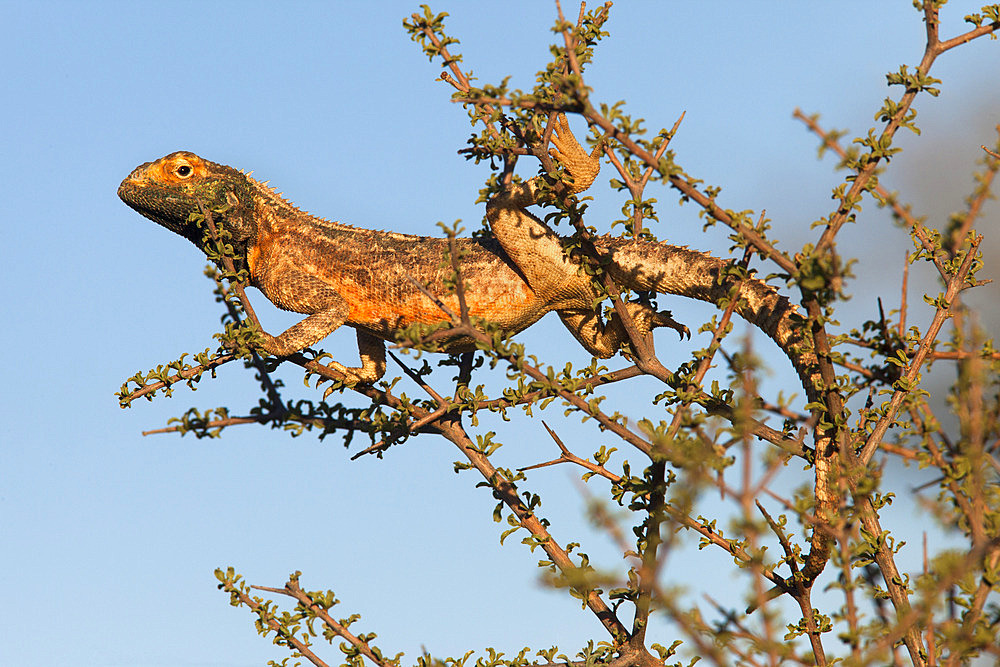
117 177 192 236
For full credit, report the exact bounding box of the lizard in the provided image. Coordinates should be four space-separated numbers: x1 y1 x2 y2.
121 116 835 586
118 115 816 398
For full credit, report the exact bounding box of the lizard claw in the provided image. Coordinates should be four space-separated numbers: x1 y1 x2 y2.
320 372 361 400
652 310 690 340
315 361 369 399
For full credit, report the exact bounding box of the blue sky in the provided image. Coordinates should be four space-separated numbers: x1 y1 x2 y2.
2 2 998 665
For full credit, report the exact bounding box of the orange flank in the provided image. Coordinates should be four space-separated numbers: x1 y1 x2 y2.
345 279 536 328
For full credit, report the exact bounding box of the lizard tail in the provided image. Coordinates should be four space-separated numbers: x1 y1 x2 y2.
599 239 811 377
601 237 835 586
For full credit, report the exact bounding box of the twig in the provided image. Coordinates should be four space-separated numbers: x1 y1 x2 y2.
225 582 330 667
122 353 237 404
518 420 620 482
251 578 392 667
792 109 950 281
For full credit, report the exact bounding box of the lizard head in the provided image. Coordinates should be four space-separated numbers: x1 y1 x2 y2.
118 151 257 250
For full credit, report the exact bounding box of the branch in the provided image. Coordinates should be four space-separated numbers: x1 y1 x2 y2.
252 577 393 667
792 109 949 280
225 581 330 667
858 235 983 465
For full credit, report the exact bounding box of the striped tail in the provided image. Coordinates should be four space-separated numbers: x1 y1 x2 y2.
597 238 818 397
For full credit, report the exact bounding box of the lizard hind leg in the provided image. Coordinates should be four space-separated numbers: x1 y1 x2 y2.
557 302 689 360
484 114 603 302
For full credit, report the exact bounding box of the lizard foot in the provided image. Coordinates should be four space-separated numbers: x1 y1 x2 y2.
318 361 381 398
615 305 688 362
615 302 689 341
650 309 690 340
548 113 602 195
558 301 688 360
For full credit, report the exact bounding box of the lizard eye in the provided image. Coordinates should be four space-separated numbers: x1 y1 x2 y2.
175 164 193 178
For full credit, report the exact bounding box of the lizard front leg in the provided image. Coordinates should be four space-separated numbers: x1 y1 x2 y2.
257 274 387 384
261 316 386 385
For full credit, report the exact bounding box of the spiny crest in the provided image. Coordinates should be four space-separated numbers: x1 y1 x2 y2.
235 161 434 243
243 171 357 232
